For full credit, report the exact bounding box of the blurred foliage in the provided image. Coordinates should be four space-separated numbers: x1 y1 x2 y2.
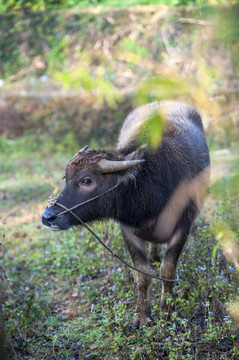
204 5 239 75
138 112 166 148
0 0 237 13
55 63 123 107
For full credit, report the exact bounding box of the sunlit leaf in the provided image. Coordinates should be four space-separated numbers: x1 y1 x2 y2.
138 112 166 149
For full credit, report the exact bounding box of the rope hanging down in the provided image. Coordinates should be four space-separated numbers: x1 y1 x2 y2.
47 189 178 283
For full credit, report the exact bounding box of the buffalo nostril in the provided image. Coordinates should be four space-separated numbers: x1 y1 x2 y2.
42 209 57 226
47 215 56 224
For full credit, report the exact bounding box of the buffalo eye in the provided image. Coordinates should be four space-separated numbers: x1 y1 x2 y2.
81 177 92 186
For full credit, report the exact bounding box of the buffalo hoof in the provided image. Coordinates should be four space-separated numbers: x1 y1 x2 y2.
131 314 151 329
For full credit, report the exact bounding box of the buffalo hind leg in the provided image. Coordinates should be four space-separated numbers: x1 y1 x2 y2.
160 228 188 319
148 243 161 265
121 224 152 328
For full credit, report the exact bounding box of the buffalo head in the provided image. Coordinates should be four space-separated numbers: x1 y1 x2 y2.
42 146 144 230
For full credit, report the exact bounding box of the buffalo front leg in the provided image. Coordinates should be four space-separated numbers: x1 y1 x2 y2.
160 229 187 319
121 224 152 328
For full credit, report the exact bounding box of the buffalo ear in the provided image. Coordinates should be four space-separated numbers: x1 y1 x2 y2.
121 147 146 183
124 146 146 161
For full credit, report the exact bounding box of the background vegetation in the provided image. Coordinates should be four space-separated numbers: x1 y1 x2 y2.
0 0 236 13
0 1 239 359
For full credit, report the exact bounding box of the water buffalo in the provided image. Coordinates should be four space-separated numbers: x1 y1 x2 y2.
42 101 210 327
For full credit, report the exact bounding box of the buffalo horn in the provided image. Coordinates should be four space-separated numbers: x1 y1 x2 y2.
79 145 89 153
97 159 145 173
